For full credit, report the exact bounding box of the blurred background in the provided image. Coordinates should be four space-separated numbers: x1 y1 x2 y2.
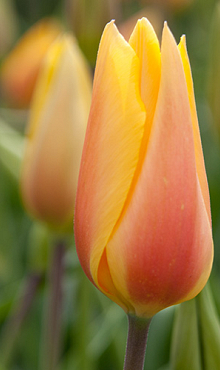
0 0 220 369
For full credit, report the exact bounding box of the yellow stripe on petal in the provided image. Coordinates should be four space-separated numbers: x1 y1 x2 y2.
94 19 161 309
111 18 161 227
97 249 134 312
28 38 64 140
178 36 211 223
129 18 161 177
75 21 146 295
129 17 161 120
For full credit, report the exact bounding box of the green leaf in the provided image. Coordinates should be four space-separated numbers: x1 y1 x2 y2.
196 282 220 370
170 299 202 370
0 118 25 180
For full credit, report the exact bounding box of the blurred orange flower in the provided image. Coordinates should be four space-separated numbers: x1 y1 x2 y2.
21 35 92 229
0 18 62 109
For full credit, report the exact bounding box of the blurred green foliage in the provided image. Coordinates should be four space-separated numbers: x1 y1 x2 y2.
0 0 220 369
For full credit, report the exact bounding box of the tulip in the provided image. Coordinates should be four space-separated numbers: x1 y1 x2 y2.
0 18 62 108
21 34 92 228
75 18 213 319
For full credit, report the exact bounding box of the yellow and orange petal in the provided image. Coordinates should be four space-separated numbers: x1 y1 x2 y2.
75 21 146 306
75 19 213 317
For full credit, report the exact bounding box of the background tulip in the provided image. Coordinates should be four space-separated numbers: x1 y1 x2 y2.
0 18 62 108
21 34 92 228
75 18 213 319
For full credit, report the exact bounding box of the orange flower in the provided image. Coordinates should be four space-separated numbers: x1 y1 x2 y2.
21 35 92 229
0 18 61 108
75 18 213 318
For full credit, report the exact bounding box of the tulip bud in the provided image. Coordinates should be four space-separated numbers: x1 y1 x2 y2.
75 18 213 318
21 34 92 229
0 18 62 108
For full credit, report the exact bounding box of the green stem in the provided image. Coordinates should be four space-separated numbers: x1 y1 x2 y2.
123 315 152 370
0 272 42 366
40 240 65 370
77 271 92 370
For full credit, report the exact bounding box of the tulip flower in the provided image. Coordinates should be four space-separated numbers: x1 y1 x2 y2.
0 18 62 108
21 34 92 228
75 18 213 320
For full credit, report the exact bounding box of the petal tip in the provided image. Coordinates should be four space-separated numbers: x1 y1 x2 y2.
135 17 157 33
161 20 178 51
179 34 186 46
103 19 116 34
163 20 168 30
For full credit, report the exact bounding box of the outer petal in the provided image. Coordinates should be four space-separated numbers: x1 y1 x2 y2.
75 21 146 309
21 36 91 226
178 36 211 223
106 24 213 317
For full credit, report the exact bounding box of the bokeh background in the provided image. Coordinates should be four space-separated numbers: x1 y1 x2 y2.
0 0 220 369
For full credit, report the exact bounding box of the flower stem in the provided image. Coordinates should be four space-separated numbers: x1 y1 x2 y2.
0 272 42 367
77 271 92 370
39 240 65 370
123 314 152 370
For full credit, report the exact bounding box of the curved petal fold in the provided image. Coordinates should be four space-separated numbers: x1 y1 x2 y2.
75 21 146 289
